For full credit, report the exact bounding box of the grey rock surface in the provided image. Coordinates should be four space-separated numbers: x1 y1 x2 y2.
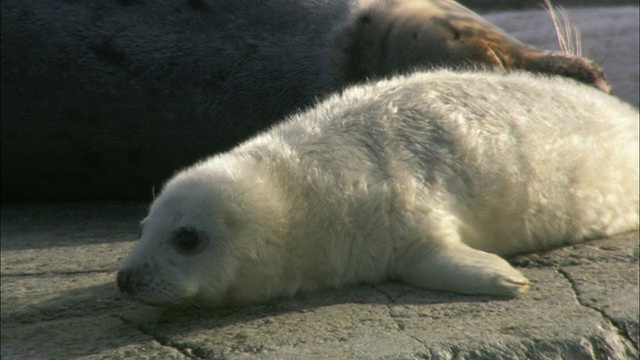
1 203 638 359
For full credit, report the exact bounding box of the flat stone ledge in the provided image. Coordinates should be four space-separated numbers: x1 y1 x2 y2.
1 203 638 359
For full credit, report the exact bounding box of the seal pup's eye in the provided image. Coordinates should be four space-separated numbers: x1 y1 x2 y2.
171 228 207 256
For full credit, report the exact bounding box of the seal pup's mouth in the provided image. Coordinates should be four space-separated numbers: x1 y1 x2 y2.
116 267 192 307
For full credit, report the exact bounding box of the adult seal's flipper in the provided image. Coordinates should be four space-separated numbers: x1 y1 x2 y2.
328 0 610 92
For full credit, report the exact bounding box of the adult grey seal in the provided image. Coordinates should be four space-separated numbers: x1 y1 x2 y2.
1 0 609 201
117 69 639 307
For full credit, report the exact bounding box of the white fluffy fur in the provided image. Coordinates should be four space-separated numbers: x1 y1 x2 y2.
118 69 639 307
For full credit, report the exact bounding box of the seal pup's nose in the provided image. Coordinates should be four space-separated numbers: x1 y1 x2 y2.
117 270 134 294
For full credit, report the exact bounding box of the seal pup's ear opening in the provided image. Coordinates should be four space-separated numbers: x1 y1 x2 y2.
327 0 609 92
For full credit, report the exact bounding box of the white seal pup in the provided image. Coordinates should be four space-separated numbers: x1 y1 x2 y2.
117 69 639 307
1 0 611 202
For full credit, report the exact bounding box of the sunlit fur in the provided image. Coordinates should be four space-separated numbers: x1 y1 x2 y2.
118 69 639 307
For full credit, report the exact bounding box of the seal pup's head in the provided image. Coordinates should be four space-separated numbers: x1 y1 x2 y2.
117 155 287 307
328 0 609 92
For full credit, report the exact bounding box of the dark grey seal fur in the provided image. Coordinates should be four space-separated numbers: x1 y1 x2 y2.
1 0 609 201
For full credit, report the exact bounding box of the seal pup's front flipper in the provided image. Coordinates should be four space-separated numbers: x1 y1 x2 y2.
395 240 530 297
393 212 530 297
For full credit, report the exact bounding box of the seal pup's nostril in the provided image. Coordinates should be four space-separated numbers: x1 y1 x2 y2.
117 270 135 294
